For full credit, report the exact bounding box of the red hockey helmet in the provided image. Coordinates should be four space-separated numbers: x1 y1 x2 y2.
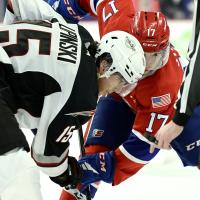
132 11 170 52
132 11 170 73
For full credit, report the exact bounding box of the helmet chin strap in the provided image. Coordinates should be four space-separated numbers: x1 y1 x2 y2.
142 57 168 79
116 83 137 97
97 73 108 79
142 70 157 79
97 73 101 79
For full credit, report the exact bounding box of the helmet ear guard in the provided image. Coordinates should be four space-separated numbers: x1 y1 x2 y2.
96 31 146 84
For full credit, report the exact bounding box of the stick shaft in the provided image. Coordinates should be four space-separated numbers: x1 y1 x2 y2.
78 127 91 200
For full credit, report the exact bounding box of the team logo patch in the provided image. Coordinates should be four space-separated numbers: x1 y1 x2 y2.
125 36 136 51
151 94 171 108
93 129 104 137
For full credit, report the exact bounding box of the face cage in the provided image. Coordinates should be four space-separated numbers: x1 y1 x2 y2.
144 44 170 72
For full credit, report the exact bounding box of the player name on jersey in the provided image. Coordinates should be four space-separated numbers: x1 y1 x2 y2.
58 23 78 64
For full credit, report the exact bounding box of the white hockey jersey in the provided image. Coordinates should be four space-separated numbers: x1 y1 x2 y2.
0 0 98 177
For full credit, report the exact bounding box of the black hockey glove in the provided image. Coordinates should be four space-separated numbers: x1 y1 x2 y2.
50 156 83 187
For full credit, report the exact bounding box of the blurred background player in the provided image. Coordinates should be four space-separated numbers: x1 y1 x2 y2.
134 0 160 11
159 0 193 19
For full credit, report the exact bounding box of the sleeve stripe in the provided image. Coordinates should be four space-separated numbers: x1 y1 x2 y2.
38 157 68 177
91 0 104 15
89 0 97 15
118 129 153 164
119 145 149 164
31 147 69 177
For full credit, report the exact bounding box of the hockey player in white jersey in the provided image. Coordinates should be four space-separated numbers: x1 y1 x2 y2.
0 0 146 199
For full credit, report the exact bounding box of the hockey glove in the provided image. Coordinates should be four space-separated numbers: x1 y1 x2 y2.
50 156 83 187
60 181 98 200
48 0 87 23
60 187 87 200
78 151 115 186
81 184 97 199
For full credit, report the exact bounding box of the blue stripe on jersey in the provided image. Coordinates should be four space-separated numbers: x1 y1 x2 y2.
85 95 135 150
122 132 159 162
93 0 99 11
48 0 87 23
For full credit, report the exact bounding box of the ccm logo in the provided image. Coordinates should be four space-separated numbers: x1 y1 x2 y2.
64 0 82 20
186 139 200 151
99 153 106 172
142 43 158 47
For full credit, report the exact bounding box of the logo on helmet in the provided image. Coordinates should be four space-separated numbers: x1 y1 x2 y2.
142 43 158 47
125 36 136 51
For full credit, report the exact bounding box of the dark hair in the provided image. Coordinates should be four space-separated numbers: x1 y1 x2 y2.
88 42 113 67
87 41 99 58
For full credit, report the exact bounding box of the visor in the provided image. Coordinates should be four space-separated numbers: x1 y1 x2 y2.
144 44 170 73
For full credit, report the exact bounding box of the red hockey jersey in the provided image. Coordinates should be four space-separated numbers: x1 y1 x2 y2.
79 0 184 185
80 0 184 136
123 47 183 136
79 0 160 37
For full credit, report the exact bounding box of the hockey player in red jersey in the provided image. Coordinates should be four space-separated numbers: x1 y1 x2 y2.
0 0 147 199
48 1 188 200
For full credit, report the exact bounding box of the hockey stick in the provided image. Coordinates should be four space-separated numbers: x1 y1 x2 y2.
77 126 92 200
144 132 158 144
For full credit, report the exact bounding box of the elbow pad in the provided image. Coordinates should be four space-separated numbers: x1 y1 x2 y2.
48 0 87 23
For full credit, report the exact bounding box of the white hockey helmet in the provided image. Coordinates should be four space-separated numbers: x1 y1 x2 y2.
96 31 146 84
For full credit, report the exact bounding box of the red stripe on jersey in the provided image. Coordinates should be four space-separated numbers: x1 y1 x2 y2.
78 0 97 16
85 144 110 155
113 148 145 186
